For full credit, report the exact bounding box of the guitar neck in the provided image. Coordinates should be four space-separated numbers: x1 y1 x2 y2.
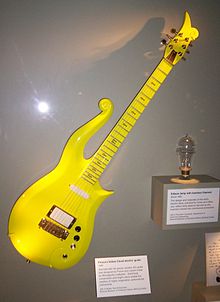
82 58 173 185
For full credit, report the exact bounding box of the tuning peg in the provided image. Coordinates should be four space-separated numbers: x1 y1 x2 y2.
182 57 186 61
186 50 190 54
189 43 193 47
160 39 167 45
170 28 177 34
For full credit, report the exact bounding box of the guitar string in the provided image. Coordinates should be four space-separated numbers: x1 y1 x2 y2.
61 121 128 215
39 62 173 257
57 91 154 217
53 60 171 228
56 111 116 215
60 107 137 219
62 156 105 214
57 156 104 218
38 34 194 251
54 111 131 217
60 136 123 228
59 117 121 213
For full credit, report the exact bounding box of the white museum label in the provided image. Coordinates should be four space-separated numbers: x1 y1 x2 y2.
167 188 219 225
206 232 220 287
94 255 151 298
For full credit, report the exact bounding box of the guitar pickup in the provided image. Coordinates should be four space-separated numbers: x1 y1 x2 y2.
47 205 76 229
39 218 69 240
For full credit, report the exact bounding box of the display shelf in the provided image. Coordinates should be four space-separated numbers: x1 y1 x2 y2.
191 282 220 302
151 175 220 230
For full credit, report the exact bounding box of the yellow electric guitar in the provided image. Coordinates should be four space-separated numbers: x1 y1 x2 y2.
8 12 199 269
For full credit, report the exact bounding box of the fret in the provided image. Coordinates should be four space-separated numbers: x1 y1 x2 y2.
158 58 173 74
99 149 112 161
101 145 114 157
104 141 118 153
82 57 174 184
122 112 136 126
112 130 125 142
136 94 151 107
142 84 155 99
82 178 94 185
146 76 161 91
151 68 167 83
126 107 140 119
88 165 102 177
92 158 106 170
157 67 167 76
118 119 132 132
122 118 133 128
108 136 121 148
96 153 109 165
115 124 129 137
83 171 97 183
85 169 99 180
132 100 145 113
82 175 96 185
89 163 102 174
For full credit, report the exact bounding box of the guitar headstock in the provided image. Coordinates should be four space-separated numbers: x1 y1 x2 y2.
164 12 199 65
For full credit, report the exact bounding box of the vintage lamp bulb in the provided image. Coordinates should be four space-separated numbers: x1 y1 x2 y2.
176 134 195 179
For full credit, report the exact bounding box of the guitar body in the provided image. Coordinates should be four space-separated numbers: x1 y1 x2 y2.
8 99 114 269
8 12 199 269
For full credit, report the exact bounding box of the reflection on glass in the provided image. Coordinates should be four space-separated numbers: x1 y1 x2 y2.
37 101 50 114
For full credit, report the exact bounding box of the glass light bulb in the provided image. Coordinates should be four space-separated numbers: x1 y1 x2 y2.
176 134 195 178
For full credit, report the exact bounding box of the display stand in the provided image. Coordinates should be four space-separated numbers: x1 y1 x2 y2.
191 282 220 302
151 175 220 230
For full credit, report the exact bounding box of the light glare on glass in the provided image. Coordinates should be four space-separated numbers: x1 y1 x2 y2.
38 101 49 113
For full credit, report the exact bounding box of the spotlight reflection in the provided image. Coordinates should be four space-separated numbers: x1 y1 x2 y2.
37 101 50 113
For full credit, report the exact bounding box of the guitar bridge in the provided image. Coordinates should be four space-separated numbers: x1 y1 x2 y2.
39 218 69 240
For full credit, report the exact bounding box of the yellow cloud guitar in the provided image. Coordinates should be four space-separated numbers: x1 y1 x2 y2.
8 12 199 269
